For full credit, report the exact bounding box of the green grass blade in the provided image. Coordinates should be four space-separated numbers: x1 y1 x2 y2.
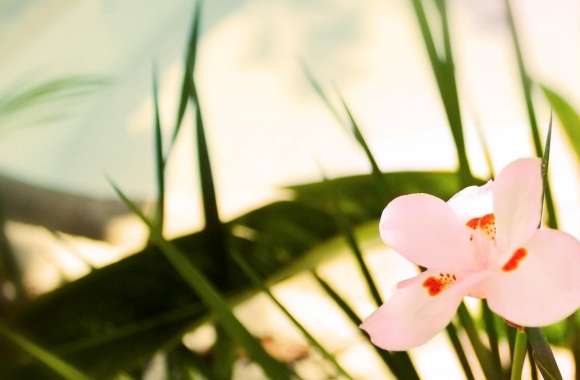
189 81 220 232
433 0 472 184
504 0 558 228
504 0 542 155
152 69 165 231
233 252 355 380
457 303 502 379
301 64 344 124
0 321 91 380
445 323 475 380
538 114 552 227
302 69 386 193
510 330 528 380
528 344 539 380
522 110 564 380
526 327 563 380
322 176 382 307
410 0 472 184
171 0 202 148
109 181 294 380
334 91 385 188
482 300 503 375
211 326 236 380
540 85 580 162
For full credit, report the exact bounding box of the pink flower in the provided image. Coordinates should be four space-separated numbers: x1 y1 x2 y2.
361 158 580 351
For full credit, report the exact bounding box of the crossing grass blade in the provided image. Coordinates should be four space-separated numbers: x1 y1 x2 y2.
170 0 202 149
526 328 563 380
109 181 294 380
445 322 475 380
504 0 558 228
540 85 580 163
233 252 355 380
524 112 563 380
0 321 91 380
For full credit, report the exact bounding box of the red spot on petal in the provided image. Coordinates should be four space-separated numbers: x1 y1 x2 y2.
479 213 495 228
502 248 527 272
423 273 455 296
466 213 496 240
466 217 479 229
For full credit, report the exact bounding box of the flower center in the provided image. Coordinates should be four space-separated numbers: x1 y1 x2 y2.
422 273 456 296
502 247 527 272
466 213 496 241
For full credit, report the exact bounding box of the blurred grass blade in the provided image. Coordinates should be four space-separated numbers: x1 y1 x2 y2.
0 321 90 380
526 328 563 380
47 228 95 272
311 272 409 379
321 175 382 307
541 85 580 162
445 323 475 380
0 76 104 122
109 181 294 380
473 114 495 177
301 64 343 123
152 69 165 231
457 303 502 379
233 252 355 380
482 301 502 375
410 0 472 184
335 91 385 188
167 343 212 380
211 326 236 380
504 0 558 228
171 0 202 148
302 68 384 190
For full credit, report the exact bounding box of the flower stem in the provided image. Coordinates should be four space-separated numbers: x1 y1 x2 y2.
510 330 528 380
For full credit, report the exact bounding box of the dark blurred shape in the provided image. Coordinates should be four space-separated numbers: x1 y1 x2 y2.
0 174 135 240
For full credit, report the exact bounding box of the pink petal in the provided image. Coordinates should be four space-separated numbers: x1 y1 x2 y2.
361 270 486 350
493 158 542 253
447 181 493 223
485 229 580 326
380 194 479 271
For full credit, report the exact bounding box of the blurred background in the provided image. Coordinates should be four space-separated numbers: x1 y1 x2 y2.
0 0 578 379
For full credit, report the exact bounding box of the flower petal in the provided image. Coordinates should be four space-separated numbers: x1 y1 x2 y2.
361 270 486 350
380 194 478 271
485 229 580 326
447 181 493 223
493 158 542 253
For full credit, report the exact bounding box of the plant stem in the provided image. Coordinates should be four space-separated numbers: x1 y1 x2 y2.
510 330 527 380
